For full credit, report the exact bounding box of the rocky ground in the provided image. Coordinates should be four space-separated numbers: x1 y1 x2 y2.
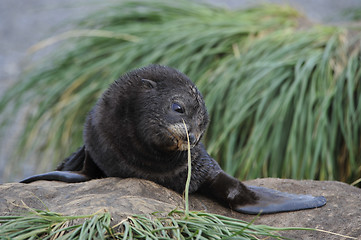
1 178 360 239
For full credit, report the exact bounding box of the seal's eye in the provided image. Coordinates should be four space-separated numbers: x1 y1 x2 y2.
172 103 185 113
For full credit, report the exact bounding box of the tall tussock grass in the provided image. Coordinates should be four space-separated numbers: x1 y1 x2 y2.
0 0 360 184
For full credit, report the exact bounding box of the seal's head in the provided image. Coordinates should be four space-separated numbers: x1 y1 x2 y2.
129 65 209 153
90 65 208 156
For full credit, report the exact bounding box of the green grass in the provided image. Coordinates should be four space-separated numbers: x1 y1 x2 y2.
0 208 308 239
0 207 356 239
0 0 360 185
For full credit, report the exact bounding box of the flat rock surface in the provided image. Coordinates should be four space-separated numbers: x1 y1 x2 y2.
0 178 360 239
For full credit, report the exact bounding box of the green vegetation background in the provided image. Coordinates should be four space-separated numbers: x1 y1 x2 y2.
1 0 360 185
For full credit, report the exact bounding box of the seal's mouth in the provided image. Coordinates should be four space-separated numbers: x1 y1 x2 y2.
168 132 196 151
166 125 198 151
176 139 195 151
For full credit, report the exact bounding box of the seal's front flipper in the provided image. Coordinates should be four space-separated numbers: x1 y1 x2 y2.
20 171 90 183
236 186 326 215
203 171 326 215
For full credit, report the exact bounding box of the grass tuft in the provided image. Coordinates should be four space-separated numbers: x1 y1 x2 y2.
0 208 356 239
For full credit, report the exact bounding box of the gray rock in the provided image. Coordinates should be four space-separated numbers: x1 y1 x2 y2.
0 178 360 239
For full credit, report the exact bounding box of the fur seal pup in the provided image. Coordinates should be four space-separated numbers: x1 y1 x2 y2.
21 65 326 214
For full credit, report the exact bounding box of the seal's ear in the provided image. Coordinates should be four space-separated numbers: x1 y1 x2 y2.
141 78 157 89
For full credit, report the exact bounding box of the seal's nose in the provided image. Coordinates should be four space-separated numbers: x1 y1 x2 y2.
188 133 197 145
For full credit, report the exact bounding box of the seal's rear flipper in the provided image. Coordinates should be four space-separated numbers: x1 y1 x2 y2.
20 171 90 183
237 186 326 215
